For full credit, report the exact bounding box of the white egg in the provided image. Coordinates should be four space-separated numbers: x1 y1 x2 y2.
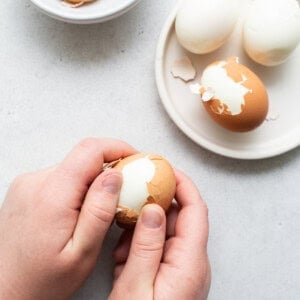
243 0 300 66
175 0 240 54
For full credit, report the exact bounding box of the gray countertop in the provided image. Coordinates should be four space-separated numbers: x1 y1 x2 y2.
1 1 299 299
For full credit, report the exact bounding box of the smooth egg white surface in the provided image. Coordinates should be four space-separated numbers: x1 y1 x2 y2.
118 157 155 212
175 0 240 54
243 0 300 66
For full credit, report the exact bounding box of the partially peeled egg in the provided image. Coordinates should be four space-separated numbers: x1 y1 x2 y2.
113 153 176 227
196 57 269 132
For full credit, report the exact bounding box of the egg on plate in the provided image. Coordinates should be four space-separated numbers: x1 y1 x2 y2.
175 0 240 54
192 57 269 132
243 0 300 66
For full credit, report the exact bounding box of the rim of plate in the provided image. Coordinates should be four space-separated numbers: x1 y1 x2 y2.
155 4 300 160
30 0 141 24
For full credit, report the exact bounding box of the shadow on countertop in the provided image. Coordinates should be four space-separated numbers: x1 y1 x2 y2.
157 107 300 176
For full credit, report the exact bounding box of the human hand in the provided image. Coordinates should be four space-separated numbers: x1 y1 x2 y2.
110 170 211 300
0 138 136 300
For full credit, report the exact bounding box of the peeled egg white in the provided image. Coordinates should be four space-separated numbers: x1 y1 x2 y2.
243 0 300 66
175 0 240 54
113 153 176 227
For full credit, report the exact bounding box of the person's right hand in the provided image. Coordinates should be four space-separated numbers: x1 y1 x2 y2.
109 170 211 300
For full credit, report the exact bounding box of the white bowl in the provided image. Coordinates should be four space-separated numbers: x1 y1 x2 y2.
30 0 141 24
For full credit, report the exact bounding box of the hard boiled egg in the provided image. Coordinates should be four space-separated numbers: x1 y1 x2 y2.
175 0 240 54
113 153 176 227
195 57 269 132
243 0 300 66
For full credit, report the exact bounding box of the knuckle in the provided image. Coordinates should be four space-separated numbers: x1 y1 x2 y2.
55 164 76 182
86 203 115 225
12 174 26 184
78 137 98 150
11 173 29 189
133 238 163 259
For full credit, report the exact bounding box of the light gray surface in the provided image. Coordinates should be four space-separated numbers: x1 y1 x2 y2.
0 1 299 299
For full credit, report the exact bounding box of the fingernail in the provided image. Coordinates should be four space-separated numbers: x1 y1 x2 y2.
141 206 163 229
102 172 122 194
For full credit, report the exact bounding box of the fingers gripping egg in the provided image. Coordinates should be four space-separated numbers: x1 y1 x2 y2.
198 57 269 132
113 154 176 227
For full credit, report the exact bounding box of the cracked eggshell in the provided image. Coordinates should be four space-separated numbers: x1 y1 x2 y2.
171 56 196 82
113 153 176 227
200 57 269 132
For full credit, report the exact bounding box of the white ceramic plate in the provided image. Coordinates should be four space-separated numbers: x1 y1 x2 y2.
30 0 140 24
155 2 300 160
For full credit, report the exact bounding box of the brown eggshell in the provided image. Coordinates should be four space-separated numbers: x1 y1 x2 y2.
113 153 176 227
65 0 94 6
202 58 269 132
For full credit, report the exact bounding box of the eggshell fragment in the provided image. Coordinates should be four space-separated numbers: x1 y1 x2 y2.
171 56 196 82
113 153 176 227
265 111 280 122
63 0 94 7
199 57 269 132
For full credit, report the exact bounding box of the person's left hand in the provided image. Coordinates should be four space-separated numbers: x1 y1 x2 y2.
0 138 136 300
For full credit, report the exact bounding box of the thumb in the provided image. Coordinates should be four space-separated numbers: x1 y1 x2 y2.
70 169 122 255
116 204 166 294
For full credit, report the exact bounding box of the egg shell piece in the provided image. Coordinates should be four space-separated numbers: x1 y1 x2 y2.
171 56 196 82
201 58 269 132
175 0 240 54
114 153 176 226
243 0 300 66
